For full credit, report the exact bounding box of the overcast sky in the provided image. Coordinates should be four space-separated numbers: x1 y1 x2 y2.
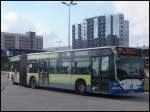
1 1 149 48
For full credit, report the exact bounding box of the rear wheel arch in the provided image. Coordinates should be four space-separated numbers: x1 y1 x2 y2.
30 76 36 81
29 76 37 88
75 79 87 87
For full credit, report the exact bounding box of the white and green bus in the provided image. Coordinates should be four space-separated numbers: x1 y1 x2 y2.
9 47 144 94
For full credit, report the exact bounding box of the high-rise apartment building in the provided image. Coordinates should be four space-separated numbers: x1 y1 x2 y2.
106 14 129 46
1 31 43 70
1 31 43 50
72 14 129 49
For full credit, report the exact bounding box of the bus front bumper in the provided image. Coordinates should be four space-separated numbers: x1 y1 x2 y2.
109 88 144 94
109 81 144 94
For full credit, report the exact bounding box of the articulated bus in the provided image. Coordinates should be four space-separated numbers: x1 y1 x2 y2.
9 47 144 94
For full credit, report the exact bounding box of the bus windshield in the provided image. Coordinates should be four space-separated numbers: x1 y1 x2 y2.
116 56 144 80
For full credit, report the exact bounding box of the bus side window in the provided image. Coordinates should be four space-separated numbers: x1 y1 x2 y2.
72 57 90 75
29 62 39 73
49 59 57 73
39 62 44 73
101 56 109 72
44 60 49 72
58 60 71 74
101 56 109 78
28 63 32 73
92 57 99 76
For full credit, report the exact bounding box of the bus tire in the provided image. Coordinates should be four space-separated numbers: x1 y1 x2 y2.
30 77 37 89
75 80 86 95
13 82 17 85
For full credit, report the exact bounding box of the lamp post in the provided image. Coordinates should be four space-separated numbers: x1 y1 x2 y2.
61 1 77 50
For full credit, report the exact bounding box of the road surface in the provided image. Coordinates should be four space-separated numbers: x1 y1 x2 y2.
1 74 149 111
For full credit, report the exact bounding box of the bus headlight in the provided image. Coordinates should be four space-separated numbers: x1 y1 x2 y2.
111 82 122 90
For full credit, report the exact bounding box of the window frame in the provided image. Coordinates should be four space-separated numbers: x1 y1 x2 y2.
71 56 90 75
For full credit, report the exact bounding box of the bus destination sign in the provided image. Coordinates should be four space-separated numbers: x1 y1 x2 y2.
116 47 142 56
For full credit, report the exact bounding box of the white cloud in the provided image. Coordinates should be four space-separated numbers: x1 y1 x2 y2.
112 1 149 47
5 11 17 21
47 1 61 4
1 11 18 31
84 1 106 4
22 16 50 35
43 32 61 48
1 11 62 48
2 11 51 36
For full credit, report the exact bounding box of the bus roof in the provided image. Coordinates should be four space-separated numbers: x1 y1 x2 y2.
27 46 142 55
10 46 143 61
26 46 116 60
27 46 116 56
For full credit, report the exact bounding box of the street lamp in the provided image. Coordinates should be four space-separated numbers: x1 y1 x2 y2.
61 1 77 50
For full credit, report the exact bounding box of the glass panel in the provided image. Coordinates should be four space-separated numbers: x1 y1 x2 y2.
117 56 144 80
76 61 89 67
92 57 99 76
58 60 71 74
50 59 57 67
43 60 49 72
74 50 88 56
101 56 109 72
49 59 57 73
28 61 39 73
72 57 90 75
74 57 89 62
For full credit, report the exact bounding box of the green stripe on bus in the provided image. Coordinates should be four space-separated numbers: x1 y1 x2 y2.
26 72 91 86
49 74 91 85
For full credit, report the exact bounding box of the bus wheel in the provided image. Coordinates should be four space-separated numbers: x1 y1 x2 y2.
75 80 86 95
30 77 36 88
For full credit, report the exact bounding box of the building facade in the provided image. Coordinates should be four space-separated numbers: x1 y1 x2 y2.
72 14 129 49
1 31 43 70
1 31 43 50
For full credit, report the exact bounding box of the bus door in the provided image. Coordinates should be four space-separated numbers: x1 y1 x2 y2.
38 61 49 87
91 56 110 92
100 56 110 91
20 55 27 86
91 57 100 92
